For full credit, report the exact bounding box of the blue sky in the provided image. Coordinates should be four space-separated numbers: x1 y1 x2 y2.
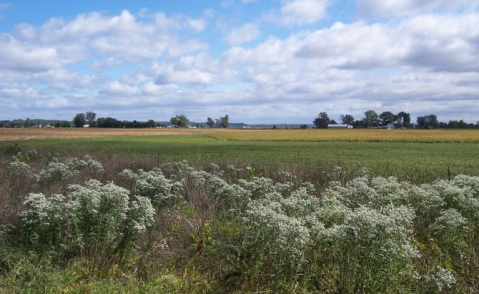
0 0 478 123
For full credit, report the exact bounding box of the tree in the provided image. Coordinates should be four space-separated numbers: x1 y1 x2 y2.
397 112 411 128
96 117 105 127
353 120 365 128
24 118 34 127
170 114 189 128
439 121 449 129
340 114 355 125
96 117 120 128
60 121 71 128
379 111 397 126
417 116 426 129
85 111 96 126
147 119 156 128
216 115 230 128
206 117 215 128
427 114 438 129
73 113 86 127
363 110 379 128
448 120 459 129
313 112 330 129
417 114 438 129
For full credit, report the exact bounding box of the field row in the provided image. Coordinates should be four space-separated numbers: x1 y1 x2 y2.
2 128 479 143
0 128 217 141
209 129 479 143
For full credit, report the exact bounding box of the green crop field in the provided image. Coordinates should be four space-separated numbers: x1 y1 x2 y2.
3 132 479 183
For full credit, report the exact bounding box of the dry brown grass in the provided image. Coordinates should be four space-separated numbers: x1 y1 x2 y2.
0 128 216 141
209 129 479 143
2 128 479 143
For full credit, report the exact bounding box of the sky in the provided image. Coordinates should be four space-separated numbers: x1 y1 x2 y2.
0 0 478 124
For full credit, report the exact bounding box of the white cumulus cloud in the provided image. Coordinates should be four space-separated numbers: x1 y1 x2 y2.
142 82 179 95
224 23 260 45
355 0 477 17
100 81 138 95
280 0 329 26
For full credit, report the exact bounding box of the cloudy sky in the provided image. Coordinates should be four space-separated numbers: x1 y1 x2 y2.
0 0 478 123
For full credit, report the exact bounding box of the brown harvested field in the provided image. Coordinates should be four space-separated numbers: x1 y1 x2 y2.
0 128 216 141
210 129 479 143
2 128 479 143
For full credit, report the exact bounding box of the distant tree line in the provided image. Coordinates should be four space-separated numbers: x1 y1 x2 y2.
313 110 478 129
71 112 232 129
95 117 157 128
0 119 71 128
71 112 158 128
1 110 475 129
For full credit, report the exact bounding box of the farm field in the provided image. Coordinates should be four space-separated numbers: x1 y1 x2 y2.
0 127 213 141
1 129 479 183
2 127 479 142
209 128 479 143
2 128 479 293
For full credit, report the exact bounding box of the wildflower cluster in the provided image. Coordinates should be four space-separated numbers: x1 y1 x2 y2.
65 155 104 177
118 168 138 184
35 155 104 184
427 266 456 292
6 156 32 178
160 160 251 210
6 157 479 292
26 149 39 161
238 173 479 292
19 180 154 261
20 193 65 249
35 159 77 183
133 168 183 208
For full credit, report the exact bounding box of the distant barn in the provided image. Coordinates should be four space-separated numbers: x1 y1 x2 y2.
328 124 353 129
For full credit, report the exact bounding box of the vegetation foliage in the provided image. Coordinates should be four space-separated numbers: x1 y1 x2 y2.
1 150 479 293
